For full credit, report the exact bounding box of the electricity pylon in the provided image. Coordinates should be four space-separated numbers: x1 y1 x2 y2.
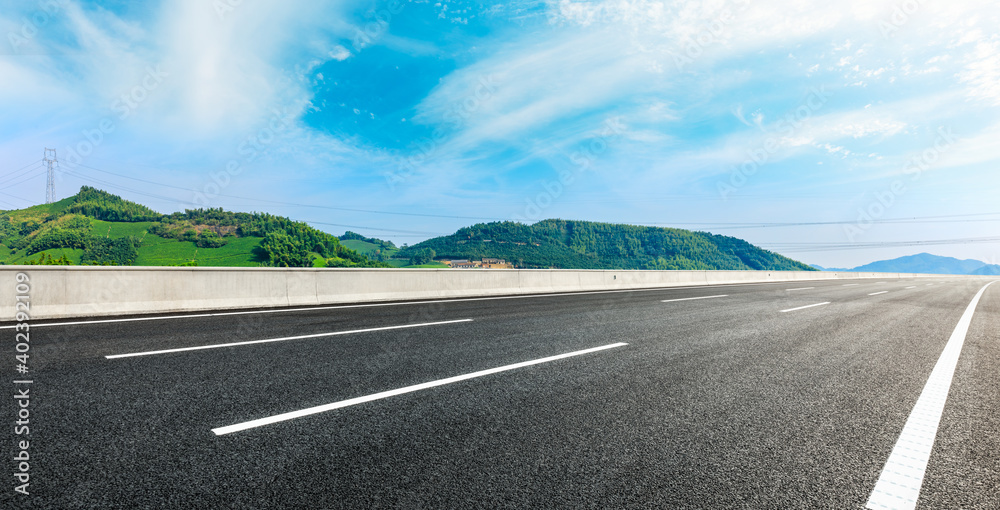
43 148 57 203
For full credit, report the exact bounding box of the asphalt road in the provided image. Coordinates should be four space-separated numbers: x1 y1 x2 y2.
4 278 998 509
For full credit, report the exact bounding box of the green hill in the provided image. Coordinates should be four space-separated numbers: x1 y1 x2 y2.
0 187 386 268
1 190 815 271
338 231 399 261
397 219 816 271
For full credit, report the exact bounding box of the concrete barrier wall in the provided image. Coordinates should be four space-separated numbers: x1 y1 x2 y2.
0 266 985 320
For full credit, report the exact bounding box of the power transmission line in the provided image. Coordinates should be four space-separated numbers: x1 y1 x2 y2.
62 161 509 221
641 213 1000 230
301 220 447 237
0 167 47 189
0 190 40 207
59 161 1000 229
45 159 1000 247
56 170 447 237
763 236 1000 253
0 160 45 186
2 159 44 175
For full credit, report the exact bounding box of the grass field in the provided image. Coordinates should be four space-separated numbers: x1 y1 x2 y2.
341 239 398 258
340 239 379 253
0 229 265 267
2 247 86 265
134 234 265 267
90 220 157 239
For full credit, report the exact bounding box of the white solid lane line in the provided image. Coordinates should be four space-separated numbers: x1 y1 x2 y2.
869 291 889 296
866 281 997 510
661 295 729 303
105 319 474 359
843 284 861 286
905 286 917 289
212 342 630 435
786 287 815 291
780 302 831 313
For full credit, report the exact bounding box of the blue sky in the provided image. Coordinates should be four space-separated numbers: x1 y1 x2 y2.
1 0 999 267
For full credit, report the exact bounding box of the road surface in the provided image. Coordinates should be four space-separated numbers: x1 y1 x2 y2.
4 278 998 508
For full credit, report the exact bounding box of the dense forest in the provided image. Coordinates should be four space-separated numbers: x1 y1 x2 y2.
0 187 386 268
397 219 815 271
68 186 162 221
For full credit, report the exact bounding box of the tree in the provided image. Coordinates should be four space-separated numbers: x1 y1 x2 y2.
81 237 141 266
409 248 435 265
28 253 72 265
258 231 311 267
69 186 162 222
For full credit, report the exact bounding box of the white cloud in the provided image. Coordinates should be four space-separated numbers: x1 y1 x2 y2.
327 45 352 61
3 0 1000 243
2 0 369 141
830 118 907 139
547 0 999 100
958 39 1000 106
376 0 1000 200
411 27 658 161
923 119 1000 170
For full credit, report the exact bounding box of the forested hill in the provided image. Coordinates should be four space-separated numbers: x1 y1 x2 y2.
1 190 813 271
398 219 816 271
0 186 386 268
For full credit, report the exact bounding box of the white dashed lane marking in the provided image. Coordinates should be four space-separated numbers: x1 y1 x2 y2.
212 342 630 435
106 319 474 359
780 302 831 313
661 295 729 303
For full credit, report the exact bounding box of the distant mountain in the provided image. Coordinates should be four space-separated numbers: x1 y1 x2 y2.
971 264 1000 275
819 253 995 275
398 219 816 271
810 264 848 272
